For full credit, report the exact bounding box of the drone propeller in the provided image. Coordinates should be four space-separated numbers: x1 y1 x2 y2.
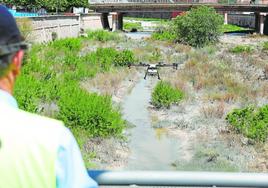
156 62 179 70
128 62 150 69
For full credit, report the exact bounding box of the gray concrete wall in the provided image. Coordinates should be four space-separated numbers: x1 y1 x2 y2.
81 13 112 31
81 13 103 30
29 15 80 43
25 14 108 43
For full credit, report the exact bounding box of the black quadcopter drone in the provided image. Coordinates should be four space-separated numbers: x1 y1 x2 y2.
128 62 179 80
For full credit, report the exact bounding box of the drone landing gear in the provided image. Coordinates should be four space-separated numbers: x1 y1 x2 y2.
157 72 161 80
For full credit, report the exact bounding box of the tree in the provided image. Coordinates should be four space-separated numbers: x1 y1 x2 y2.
1 0 89 11
68 0 88 8
172 6 224 47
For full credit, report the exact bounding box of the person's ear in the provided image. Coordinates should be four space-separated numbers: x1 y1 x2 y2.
12 50 24 76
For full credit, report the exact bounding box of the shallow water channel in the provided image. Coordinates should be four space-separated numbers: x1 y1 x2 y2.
122 78 180 170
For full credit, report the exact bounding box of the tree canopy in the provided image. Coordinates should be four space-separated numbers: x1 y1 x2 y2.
1 0 89 11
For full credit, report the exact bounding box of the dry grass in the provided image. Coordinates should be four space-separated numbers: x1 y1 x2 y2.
200 102 226 119
204 92 237 103
81 68 135 96
174 44 192 53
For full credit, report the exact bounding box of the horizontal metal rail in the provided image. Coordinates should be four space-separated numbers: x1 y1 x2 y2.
90 3 268 13
88 170 268 187
90 0 267 5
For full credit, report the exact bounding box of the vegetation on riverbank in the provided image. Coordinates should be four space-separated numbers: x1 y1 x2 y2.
229 45 253 53
227 105 268 142
151 6 223 47
151 25 176 41
150 36 268 171
15 37 133 138
124 22 143 31
220 24 250 33
147 7 268 145
87 30 122 42
152 81 184 108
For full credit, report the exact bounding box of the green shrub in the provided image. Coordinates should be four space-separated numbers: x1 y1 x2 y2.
87 30 121 42
50 38 82 52
229 45 253 53
151 31 175 41
226 105 268 142
15 38 130 138
85 48 136 70
263 42 268 51
58 82 125 137
85 48 117 71
114 50 136 66
14 74 43 113
123 22 143 31
172 6 223 47
152 81 184 108
151 25 176 41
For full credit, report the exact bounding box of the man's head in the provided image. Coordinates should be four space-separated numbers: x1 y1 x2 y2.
0 5 26 94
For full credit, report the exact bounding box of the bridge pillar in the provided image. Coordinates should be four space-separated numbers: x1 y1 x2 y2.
101 13 111 30
224 12 228 25
255 13 260 33
260 14 265 35
111 12 123 32
255 13 266 35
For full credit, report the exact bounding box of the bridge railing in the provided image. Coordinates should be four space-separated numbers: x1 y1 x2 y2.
88 170 268 187
89 0 266 5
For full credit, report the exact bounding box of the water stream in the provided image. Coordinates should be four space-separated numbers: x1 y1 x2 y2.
122 78 180 170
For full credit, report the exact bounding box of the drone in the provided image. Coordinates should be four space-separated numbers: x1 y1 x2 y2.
128 62 179 80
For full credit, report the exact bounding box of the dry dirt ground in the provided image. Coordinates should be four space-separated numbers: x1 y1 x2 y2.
149 34 268 172
81 34 268 171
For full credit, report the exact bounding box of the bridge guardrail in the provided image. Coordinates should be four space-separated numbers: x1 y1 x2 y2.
89 0 266 5
88 170 268 187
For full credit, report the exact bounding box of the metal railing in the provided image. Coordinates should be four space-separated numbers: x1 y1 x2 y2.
88 170 268 187
89 0 266 5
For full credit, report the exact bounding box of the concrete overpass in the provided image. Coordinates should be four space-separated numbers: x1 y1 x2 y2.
90 3 268 34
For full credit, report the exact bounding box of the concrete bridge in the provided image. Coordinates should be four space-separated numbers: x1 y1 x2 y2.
90 3 268 34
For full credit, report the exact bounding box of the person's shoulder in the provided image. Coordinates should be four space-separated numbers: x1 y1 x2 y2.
1 104 66 133
20 109 63 127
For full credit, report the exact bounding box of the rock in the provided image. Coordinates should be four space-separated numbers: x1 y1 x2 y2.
241 137 249 146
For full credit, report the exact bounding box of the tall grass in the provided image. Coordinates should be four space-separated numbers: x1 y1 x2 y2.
124 22 143 31
87 30 122 42
15 37 136 138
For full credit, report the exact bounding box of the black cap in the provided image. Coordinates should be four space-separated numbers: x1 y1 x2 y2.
0 5 26 57
0 5 22 45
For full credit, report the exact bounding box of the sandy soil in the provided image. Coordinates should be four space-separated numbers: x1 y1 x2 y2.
148 35 268 172
83 33 268 171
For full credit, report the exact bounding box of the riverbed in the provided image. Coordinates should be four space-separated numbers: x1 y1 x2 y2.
85 31 268 172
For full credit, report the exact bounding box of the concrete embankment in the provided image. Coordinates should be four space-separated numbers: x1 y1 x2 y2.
18 13 112 43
